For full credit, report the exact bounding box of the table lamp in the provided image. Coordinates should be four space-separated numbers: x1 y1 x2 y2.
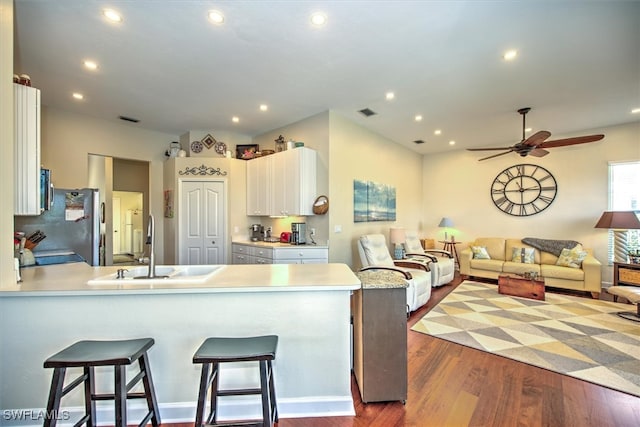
438 217 454 242
389 227 406 260
594 211 640 263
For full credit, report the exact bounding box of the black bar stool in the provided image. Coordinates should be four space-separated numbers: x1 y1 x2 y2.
43 338 161 427
193 335 278 427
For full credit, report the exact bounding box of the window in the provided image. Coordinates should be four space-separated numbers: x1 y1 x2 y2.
607 161 640 263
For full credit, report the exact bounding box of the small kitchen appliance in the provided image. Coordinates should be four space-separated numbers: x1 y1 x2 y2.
250 224 264 241
291 222 306 245
279 231 291 243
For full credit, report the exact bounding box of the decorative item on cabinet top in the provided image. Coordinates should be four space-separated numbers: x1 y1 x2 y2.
236 144 260 160
201 133 216 149
178 165 228 176
313 195 329 215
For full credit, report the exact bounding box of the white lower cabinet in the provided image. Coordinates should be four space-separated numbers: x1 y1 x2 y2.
232 243 328 264
272 247 328 264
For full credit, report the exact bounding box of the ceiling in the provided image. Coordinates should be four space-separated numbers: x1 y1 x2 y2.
13 1 640 156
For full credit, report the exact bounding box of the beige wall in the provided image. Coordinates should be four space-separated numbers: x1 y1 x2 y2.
0 0 13 287
40 107 178 263
329 111 424 267
422 121 640 283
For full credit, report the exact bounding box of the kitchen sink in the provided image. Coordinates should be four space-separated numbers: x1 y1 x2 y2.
87 265 222 285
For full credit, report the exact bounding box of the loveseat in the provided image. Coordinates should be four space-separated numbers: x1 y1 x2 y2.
459 237 602 298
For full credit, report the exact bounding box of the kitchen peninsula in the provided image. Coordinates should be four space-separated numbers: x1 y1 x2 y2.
0 263 360 425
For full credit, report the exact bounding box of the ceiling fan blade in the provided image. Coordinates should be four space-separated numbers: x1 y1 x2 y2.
522 130 551 147
529 148 550 157
538 134 604 148
478 149 514 161
466 146 513 151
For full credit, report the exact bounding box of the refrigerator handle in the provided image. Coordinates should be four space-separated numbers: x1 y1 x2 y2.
49 182 55 207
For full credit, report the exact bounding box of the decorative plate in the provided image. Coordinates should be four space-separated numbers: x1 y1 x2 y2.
190 140 203 153
214 141 227 155
201 134 216 149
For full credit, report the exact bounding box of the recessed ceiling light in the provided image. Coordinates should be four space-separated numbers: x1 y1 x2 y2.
434 129 442 135
414 115 422 122
232 116 239 123
385 92 395 101
632 108 640 114
102 9 122 23
310 12 327 27
72 93 84 100
83 60 98 70
449 140 456 146
503 49 518 61
259 104 268 112
208 10 224 24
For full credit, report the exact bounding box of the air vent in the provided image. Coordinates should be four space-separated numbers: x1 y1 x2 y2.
413 139 425 144
118 115 140 123
358 108 377 117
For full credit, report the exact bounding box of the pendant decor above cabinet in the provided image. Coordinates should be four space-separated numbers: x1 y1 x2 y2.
246 147 317 217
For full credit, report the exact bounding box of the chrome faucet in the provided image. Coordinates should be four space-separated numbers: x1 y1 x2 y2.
135 214 167 279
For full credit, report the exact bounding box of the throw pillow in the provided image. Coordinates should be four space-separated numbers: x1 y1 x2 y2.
471 246 491 260
511 247 535 264
556 245 587 268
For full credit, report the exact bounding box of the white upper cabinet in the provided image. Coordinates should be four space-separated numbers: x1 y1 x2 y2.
246 147 317 217
14 84 41 215
246 155 272 216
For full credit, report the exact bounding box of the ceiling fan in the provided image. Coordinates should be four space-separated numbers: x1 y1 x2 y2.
467 107 604 161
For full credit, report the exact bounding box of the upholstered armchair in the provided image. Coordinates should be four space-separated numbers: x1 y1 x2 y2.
357 234 432 312
403 230 455 287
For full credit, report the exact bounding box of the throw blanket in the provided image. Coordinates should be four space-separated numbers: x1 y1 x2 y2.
522 237 580 256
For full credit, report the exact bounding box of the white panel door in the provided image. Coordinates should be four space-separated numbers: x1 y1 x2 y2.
112 197 121 254
179 180 225 265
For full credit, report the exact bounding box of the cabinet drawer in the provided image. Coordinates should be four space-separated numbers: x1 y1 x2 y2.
254 247 273 259
273 247 328 261
232 244 254 256
232 253 250 264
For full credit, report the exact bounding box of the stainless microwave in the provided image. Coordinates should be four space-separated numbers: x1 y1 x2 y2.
40 168 53 211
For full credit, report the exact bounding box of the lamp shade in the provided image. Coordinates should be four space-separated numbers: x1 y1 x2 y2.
594 211 640 230
389 227 406 245
438 217 454 228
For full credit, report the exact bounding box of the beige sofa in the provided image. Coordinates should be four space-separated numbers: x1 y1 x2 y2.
459 237 602 298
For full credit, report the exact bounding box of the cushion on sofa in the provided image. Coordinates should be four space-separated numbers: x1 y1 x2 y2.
473 238 506 261
505 239 540 264
511 247 535 263
556 244 588 268
471 246 491 259
503 262 541 276
470 258 504 273
541 264 585 281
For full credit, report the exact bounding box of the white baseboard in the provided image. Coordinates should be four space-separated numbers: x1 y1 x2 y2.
0 396 355 427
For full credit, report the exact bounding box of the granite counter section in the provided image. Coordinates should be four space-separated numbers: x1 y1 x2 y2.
357 270 408 289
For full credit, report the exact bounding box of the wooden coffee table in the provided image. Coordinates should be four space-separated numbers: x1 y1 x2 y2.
498 274 545 301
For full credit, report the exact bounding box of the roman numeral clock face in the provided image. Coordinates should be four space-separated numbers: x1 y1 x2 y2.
491 164 557 216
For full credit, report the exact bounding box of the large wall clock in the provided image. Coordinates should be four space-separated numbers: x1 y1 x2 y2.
490 164 557 216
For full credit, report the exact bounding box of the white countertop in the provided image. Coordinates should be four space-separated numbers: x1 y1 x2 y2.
232 239 328 249
1 262 360 296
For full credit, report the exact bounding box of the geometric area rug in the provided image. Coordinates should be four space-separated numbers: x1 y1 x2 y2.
411 281 640 397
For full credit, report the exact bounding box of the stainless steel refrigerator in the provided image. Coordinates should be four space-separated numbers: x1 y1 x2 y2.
14 188 102 266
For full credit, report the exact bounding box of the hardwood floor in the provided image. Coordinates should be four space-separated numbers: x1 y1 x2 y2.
171 274 640 427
